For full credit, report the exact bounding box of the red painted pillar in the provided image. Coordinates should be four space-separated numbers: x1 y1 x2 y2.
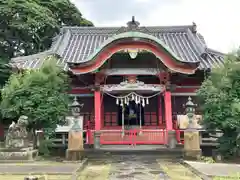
101 94 104 128
164 91 173 130
158 95 163 127
94 91 101 130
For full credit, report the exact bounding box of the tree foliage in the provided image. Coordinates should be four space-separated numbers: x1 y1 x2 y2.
0 57 11 89
197 50 240 157
0 57 70 134
0 0 92 94
0 0 93 59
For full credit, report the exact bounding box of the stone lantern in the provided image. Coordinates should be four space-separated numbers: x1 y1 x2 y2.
66 96 84 161
71 97 82 115
184 97 197 128
69 97 83 129
183 97 202 159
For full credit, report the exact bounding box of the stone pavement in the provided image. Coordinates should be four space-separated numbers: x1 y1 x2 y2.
78 159 111 180
85 154 205 180
0 162 81 175
158 160 201 180
185 161 240 177
107 155 168 180
5 155 239 179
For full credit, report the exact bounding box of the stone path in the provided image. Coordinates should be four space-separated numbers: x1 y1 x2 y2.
78 159 111 180
5 155 239 179
108 155 168 180
158 160 201 180
185 161 240 177
0 163 80 174
0 162 79 180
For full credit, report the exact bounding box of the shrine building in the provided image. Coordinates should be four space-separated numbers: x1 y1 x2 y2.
11 17 225 145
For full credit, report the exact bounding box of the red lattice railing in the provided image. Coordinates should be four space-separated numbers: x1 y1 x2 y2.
86 129 166 145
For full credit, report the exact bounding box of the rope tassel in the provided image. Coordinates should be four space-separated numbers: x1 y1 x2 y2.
146 98 149 105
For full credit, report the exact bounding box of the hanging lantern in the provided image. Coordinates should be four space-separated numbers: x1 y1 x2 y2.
116 98 119 105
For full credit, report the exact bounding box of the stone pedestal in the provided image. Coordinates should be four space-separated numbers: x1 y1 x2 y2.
66 149 84 161
183 130 202 159
94 131 101 149
167 130 177 149
66 131 84 161
0 147 38 161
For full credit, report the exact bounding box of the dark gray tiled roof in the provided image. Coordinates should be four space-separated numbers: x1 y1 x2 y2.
11 24 225 71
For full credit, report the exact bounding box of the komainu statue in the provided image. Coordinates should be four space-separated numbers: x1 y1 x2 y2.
5 115 29 148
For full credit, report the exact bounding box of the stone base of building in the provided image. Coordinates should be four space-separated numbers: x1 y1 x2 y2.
66 149 85 161
183 149 202 160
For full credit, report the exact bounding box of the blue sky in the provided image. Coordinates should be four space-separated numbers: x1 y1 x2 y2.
72 0 240 53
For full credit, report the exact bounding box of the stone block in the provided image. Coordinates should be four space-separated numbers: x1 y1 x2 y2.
68 131 84 150
66 149 85 161
183 149 202 160
184 131 201 150
183 131 202 160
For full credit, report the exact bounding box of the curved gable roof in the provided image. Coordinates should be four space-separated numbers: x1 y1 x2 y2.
11 23 225 71
79 31 197 64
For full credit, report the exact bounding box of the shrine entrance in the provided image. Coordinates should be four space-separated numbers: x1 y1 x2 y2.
100 76 167 145
118 100 144 128
100 92 167 145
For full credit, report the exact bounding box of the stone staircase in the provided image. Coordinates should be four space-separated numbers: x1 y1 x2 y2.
84 144 183 158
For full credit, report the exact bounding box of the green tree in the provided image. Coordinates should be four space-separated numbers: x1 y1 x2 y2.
0 0 93 59
0 58 11 89
1 56 70 137
39 0 93 26
0 0 93 88
197 50 240 158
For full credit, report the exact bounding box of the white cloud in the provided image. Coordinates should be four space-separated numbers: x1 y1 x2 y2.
74 0 240 53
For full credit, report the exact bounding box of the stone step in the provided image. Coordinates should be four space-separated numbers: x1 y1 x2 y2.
84 145 183 158
86 153 183 161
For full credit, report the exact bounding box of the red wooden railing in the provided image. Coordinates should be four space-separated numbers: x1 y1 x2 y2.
81 111 169 145
85 129 166 145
